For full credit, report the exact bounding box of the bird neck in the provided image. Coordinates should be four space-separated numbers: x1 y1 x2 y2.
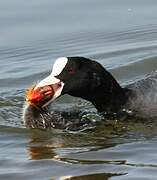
88 69 131 113
92 87 130 113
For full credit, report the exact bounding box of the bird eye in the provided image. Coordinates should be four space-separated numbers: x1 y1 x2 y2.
68 68 75 75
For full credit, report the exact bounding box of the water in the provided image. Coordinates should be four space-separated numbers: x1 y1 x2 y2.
0 0 157 179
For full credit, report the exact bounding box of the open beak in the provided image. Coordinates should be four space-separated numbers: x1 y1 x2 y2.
26 75 64 108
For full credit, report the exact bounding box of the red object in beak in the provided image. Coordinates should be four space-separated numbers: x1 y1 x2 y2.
27 87 44 103
26 85 54 108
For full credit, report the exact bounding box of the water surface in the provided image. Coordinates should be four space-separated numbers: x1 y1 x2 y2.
1 0 157 179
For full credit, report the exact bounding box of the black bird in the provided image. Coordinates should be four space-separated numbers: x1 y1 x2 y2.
24 57 157 129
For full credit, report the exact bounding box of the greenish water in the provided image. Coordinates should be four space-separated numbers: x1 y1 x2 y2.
1 0 157 179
